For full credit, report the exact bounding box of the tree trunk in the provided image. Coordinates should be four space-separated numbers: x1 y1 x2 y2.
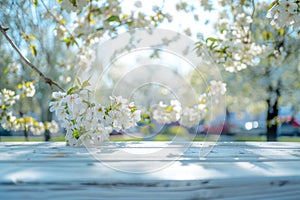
19 111 29 141
44 130 50 141
266 119 277 141
39 94 52 141
266 86 280 141
24 129 29 141
44 109 52 141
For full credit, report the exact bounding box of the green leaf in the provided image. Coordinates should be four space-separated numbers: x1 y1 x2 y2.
206 37 219 43
77 78 82 86
30 45 37 56
130 105 137 113
77 33 84 38
67 86 79 95
3 67 9 75
59 19 66 25
96 27 104 31
73 39 79 47
106 15 120 22
22 33 36 42
32 0 38 7
67 87 74 95
62 37 70 43
127 21 134 26
62 37 71 47
165 106 173 113
82 99 92 106
70 0 77 7
268 1 278 10
263 30 273 40
82 79 91 88
73 129 80 139
205 37 221 50
194 41 204 49
279 28 284 35
62 36 78 48
106 105 114 113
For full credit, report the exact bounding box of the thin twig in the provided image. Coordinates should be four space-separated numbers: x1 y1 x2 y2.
243 0 256 43
0 24 65 92
40 0 73 37
249 0 256 33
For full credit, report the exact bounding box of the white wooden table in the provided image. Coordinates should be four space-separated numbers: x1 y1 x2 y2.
0 142 300 199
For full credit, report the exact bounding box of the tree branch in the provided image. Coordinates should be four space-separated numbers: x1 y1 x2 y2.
40 0 73 37
0 24 65 92
249 0 256 33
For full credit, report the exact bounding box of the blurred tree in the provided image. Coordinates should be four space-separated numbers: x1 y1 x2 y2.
0 0 299 142
218 3 300 141
0 1 74 140
0 0 170 140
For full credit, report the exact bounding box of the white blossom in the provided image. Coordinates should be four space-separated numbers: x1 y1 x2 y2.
208 80 227 96
153 100 181 124
16 82 36 98
45 120 60 134
60 0 88 13
49 83 141 146
180 107 201 128
30 122 45 136
52 91 67 99
267 0 300 29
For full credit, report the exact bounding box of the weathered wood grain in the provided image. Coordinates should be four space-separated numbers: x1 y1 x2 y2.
0 142 300 199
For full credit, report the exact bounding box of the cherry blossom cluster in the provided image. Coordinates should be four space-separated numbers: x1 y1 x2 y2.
16 81 36 98
47 0 173 83
270 46 288 67
197 4 267 73
49 81 141 146
267 0 300 29
152 81 226 128
0 87 59 136
208 80 227 96
0 89 19 122
152 100 182 125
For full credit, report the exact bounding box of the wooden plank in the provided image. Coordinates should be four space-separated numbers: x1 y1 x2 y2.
1 142 300 199
1 177 300 200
